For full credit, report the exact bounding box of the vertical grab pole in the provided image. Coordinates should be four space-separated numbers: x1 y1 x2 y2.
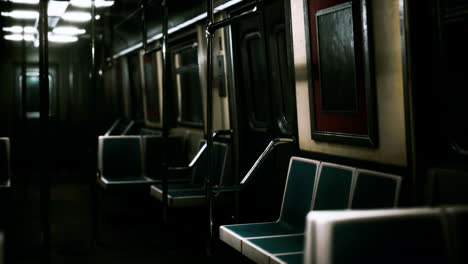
39 0 50 263
21 21 27 119
90 0 99 245
161 0 169 224
206 0 215 242
141 0 148 51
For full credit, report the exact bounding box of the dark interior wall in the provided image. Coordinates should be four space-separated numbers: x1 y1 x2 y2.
0 40 92 131
0 39 102 171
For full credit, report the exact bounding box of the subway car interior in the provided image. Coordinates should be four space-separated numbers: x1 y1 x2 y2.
0 0 468 263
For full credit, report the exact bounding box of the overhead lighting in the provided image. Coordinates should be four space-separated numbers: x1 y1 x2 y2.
48 34 78 43
2 26 37 33
2 26 23 33
70 0 114 8
48 1 69 17
1 10 39 19
24 26 37 33
4 34 35 42
62 11 91 22
95 15 101 20
8 0 39 4
53 26 85 35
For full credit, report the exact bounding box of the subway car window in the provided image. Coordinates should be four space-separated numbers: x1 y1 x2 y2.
143 51 161 125
171 38 203 127
16 68 56 119
127 53 144 120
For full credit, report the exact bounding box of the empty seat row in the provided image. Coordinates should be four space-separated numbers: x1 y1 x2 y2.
0 138 11 188
97 131 233 209
220 157 402 263
293 206 468 264
150 140 231 208
97 135 186 189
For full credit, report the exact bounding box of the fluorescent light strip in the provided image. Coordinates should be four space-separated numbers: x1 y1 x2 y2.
48 34 78 43
214 0 243 12
62 11 92 22
53 26 86 35
70 0 114 8
9 0 39 4
113 0 245 59
2 26 37 33
2 26 23 33
4 34 35 41
1 10 39 19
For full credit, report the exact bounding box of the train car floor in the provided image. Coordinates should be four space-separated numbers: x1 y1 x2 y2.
6 168 253 264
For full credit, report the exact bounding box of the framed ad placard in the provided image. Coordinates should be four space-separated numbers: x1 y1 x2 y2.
306 0 378 147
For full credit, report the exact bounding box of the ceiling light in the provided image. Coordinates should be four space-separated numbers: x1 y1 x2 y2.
8 0 39 4
1 10 39 19
70 0 114 8
48 1 69 17
2 26 23 33
48 34 78 43
24 26 37 33
53 26 85 35
62 11 91 22
4 34 35 41
95 15 101 20
2 26 37 33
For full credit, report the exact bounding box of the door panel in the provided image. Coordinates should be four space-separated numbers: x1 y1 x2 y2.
230 0 297 222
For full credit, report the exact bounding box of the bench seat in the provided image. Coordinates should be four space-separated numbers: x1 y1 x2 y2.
270 253 303 264
97 175 156 189
150 185 206 208
304 207 468 264
150 140 230 208
0 138 11 189
219 157 320 263
243 234 304 264
220 222 300 251
219 158 403 263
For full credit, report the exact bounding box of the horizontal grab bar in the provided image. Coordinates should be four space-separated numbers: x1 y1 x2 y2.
207 0 263 34
104 118 121 136
169 129 234 171
144 44 163 55
212 137 295 193
241 137 295 185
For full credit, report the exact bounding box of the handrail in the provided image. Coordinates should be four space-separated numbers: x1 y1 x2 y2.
450 141 468 156
104 118 121 136
205 0 263 241
144 44 162 55
122 120 135 135
168 129 233 171
241 138 294 185
113 7 143 30
212 129 234 139
207 0 263 34
212 137 296 192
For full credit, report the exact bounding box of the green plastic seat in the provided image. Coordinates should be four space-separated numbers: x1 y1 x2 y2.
312 163 355 210
270 253 303 264
97 136 155 189
304 208 452 264
0 138 11 187
219 157 319 257
243 235 304 263
149 140 229 208
351 169 401 209
144 136 186 180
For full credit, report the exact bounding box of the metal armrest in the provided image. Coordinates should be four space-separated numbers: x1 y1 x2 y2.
212 129 234 140
211 137 295 194
212 185 242 193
